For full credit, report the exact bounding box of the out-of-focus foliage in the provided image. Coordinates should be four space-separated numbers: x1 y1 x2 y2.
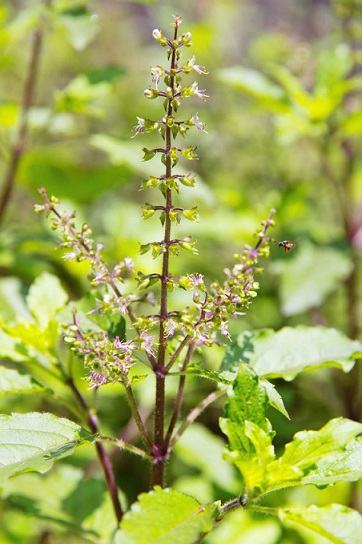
1 1 362 543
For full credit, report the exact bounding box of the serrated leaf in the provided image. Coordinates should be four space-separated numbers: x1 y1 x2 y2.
0 413 93 484
220 363 271 453
279 504 362 544
236 327 361 380
266 418 362 492
183 366 234 385
26 272 68 329
261 378 290 419
220 364 275 493
114 487 219 544
0 367 47 396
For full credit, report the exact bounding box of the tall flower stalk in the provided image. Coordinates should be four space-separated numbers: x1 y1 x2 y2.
36 15 274 495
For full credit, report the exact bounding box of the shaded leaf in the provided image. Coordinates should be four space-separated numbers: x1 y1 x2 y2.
114 487 219 544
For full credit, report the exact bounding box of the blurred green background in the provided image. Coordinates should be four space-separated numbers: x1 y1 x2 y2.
1 0 362 542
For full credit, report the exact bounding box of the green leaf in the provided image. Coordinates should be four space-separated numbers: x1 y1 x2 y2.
0 101 19 128
341 110 362 135
266 418 362 492
183 366 234 385
279 504 362 544
271 244 353 315
60 11 99 51
217 66 289 113
85 64 125 84
236 327 361 380
0 328 31 363
0 413 93 484
220 363 275 493
0 367 47 396
114 487 219 544
55 76 109 117
26 272 68 329
260 378 290 419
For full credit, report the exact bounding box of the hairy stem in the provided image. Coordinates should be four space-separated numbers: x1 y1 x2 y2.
151 23 179 488
0 0 51 225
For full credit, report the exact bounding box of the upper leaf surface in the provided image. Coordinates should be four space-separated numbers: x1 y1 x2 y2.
0 412 92 484
115 486 219 544
236 326 361 380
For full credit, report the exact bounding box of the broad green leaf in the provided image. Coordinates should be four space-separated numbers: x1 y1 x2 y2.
2 320 59 365
269 64 341 120
279 504 362 544
266 418 362 492
26 272 68 329
220 363 275 493
0 413 93 484
0 367 47 396
0 277 30 321
0 328 31 363
271 244 353 316
114 487 219 544
217 66 289 113
236 327 361 380
314 45 352 91
55 76 110 117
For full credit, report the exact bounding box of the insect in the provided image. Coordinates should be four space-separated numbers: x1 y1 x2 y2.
277 240 296 253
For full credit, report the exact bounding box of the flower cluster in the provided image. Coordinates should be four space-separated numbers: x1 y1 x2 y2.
64 315 156 388
36 188 134 288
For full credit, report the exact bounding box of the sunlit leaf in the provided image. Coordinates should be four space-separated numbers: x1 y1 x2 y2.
114 487 219 544
279 504 362 544
26 272 68 329
266 418 362 492
236 327 361 380
0 413 93 484
0 367 47 396
220 363 275 493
